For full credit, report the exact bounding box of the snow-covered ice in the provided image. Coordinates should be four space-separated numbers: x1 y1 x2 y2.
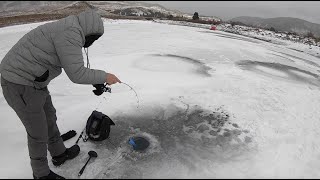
0 19 320 179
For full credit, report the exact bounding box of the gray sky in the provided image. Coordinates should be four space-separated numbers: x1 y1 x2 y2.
145 1 320 24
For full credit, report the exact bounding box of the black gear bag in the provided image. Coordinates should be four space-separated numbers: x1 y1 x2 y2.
86 110 115 141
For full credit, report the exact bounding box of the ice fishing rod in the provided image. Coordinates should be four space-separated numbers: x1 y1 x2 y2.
85 47 139 108
92 82 140 109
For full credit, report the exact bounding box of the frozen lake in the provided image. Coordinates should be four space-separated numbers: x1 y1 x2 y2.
0 19 320 179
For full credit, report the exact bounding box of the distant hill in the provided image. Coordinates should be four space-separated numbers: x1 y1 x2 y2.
0 1 221 28
89 1 185 18
230 16 320 37
0 1 72 16
0 1 189 18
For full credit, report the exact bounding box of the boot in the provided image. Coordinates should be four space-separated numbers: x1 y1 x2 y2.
52 144 80 166
33 170 65 179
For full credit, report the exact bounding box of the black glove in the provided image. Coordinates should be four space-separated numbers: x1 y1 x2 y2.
61 130 77 141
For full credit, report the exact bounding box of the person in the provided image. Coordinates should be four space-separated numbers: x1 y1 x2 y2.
0 9 121 179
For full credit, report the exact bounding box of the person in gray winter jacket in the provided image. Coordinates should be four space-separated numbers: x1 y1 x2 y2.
0 10 121 179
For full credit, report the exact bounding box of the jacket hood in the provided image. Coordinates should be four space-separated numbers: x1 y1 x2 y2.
76 10 104 37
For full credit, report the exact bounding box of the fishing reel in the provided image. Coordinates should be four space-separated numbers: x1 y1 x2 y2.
92 83 111 96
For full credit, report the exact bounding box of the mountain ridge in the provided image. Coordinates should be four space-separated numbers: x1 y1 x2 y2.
230 16 320 37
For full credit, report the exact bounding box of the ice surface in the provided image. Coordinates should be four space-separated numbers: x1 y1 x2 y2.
1 19 320 179
255 65 289 78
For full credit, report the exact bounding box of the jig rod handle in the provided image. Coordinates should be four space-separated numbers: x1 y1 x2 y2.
78 157 91 176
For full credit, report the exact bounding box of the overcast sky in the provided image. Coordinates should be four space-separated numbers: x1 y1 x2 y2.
145 1 320 24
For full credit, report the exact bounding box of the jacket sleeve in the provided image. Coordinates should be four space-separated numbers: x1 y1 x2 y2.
53 27 107 84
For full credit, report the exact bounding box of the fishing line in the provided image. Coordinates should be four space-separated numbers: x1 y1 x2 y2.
84 47 90 68
95 96 108 111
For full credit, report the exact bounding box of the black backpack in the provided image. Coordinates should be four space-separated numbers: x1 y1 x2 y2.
85 110 115 141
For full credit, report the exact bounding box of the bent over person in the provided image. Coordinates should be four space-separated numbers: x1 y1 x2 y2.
0 10 121 179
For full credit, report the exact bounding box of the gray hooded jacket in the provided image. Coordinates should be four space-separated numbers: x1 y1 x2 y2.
0 10 107 88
